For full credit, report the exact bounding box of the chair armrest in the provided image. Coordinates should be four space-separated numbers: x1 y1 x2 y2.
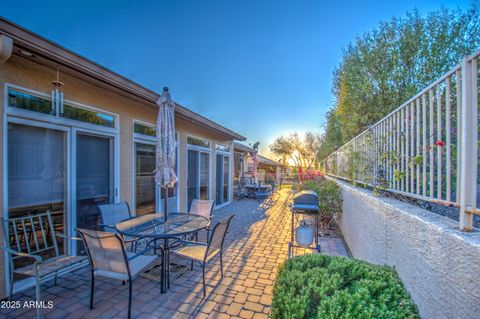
0 246 42 263
182 240 208 246
56 233 82 241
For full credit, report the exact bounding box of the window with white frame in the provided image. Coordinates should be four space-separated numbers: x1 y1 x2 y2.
187 136 211 209
8 89 115 128
187 136 210 148
133 121 179 214
216 144 231 205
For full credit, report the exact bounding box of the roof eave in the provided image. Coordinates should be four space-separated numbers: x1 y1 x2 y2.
0 17 246 141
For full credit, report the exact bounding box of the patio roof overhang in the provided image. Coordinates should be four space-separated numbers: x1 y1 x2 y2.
233 141 254 153
257 155 281 167
0 17 246 141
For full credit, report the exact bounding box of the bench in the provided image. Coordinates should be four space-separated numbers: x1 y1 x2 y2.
1 211 87 318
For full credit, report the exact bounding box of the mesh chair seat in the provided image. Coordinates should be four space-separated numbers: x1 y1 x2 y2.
77 228 160 318
15 255 87 278
173 245 219 263
94 253 157 281
172 215 234 297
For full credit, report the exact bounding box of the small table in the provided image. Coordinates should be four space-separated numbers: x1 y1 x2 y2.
245 185 270 199
116 213 210 292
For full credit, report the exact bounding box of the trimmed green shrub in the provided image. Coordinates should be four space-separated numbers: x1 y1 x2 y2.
299 179 342 228
272 254 419 319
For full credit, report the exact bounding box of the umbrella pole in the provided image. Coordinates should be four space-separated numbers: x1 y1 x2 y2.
163 183 169 221
162 182 170 291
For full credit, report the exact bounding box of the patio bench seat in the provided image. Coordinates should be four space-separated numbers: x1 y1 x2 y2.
14 255 87 278
1 211 87 318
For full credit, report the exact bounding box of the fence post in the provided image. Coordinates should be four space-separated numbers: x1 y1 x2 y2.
459 56 478 231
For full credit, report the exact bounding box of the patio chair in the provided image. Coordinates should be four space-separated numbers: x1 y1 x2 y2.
255 185 271 202
0 211 86 319
172 215 234 297
189 199 215 239
189 199 215 219
270 180 276 193
98 202 137 251
77 228 160 319
233 180 247 201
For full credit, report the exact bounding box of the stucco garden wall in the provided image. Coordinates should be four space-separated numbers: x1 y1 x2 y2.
335 179 480 319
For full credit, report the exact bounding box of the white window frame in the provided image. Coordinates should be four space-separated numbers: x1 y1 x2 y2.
215 143 232 208
5 83 119 134
186 135 210 151
3 84 120 295
186 135 212 209
132 120 180 215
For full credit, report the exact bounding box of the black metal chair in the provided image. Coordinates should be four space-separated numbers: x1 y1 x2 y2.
98 202 137 251
233 180 247 201
172 215 234 297
189 199 215 240
254 184 271 202
77 228 160 319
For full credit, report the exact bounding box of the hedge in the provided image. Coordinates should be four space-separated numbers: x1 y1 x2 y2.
272 254 419 319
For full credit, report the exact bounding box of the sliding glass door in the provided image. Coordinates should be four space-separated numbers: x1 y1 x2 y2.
216 153 230 205
5 86 120 292
7 123 68 259
75 133 114 232
134 142 179 215
135 143 156 215
187 149 210 209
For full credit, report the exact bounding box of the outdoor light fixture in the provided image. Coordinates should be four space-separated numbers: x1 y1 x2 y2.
51 67 64 116
19 49 34 57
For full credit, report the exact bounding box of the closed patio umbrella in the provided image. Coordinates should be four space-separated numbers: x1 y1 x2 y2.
155 87 177 221
252 142 259 184
252 153 258 184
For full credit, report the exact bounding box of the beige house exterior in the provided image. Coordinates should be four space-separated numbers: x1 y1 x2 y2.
233 142 281 183
0 18 245 297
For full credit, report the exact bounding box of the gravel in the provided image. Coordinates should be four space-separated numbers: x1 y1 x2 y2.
383 191 480 229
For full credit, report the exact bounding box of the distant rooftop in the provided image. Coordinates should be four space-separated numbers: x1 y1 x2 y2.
233 142 281 166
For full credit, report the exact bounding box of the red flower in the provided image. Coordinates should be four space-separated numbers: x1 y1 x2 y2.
435 140 445 147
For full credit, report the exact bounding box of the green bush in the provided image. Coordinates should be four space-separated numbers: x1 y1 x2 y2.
272 254 419 319
299 179 342 228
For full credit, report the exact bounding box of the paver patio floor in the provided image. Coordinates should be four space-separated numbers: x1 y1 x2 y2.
1 187 349 319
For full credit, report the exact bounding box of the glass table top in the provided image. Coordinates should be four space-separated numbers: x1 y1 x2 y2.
116 213 210 238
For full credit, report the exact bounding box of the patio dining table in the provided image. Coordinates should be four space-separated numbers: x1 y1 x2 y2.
116 213 210 293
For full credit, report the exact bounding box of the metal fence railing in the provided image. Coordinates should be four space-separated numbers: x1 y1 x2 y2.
320 51 479 231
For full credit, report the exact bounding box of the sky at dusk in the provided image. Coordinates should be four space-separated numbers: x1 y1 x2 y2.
1 0 472 156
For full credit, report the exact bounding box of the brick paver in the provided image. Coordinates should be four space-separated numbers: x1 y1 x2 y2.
1 187 348 318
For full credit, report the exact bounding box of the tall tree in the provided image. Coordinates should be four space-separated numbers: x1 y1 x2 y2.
319 7 480 160
269 132 321 169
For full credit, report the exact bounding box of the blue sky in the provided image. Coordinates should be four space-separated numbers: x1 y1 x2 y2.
1 0 471 155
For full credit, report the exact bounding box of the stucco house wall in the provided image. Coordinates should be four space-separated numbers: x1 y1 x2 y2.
0 53 238 297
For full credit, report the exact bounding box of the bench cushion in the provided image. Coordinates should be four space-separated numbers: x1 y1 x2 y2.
14 255 87 277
